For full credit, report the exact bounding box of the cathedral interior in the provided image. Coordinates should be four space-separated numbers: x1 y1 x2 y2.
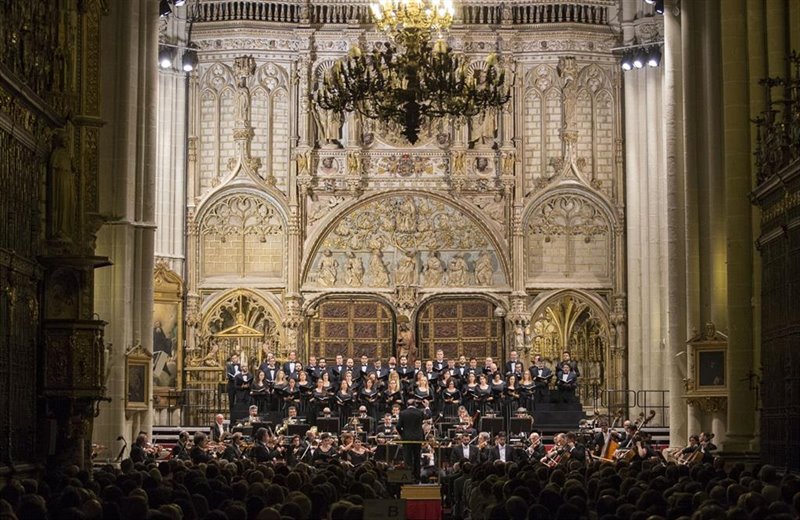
0 0 799 475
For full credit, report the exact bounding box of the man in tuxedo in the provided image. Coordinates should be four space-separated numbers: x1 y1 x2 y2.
311 358 327 382
505 351 521 375
397 354 413 379
556 351 580 378
397 400 426 483
373 358 389 384
556 363 578 404
449 433 478 465
455 355 468 379
482 357 494 376
424 360 438 384
283 350 299 377
235 364 253 407
329 354 345 383
466 357 480 377
387 356 398 374
432 349 446 372
357 354 372 380
210 413 228 442
530 357 553 404
226 354 241 417
489 432 514 463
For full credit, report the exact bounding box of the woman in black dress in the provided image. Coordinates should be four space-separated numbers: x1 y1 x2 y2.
335 380 354 428
442 377 462 418
250 369 269 414
296 370 313 415
282 377 301 417
313 433 338 463
504 374 521 418
310 378 331 425
341 436 372 467
413 371 433 404
383 376 404 414
490 372 506 413
359 376 381 419
476 374 493 415
518 371 535 412
463 372 479 414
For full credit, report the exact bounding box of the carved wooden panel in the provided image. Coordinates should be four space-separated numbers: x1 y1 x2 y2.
416 298 502 361
308 298 395 361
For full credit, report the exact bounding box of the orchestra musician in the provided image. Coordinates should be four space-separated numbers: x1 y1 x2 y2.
210 413 228 442
129 432 153 463
221 432 244 462
251 427 271 463
420 433 439 482
663 434 700 464
699 432 717 464
190 432 213 464
450 433 479 465
171 431 191 461
488 432 514 463
564 432 586 463
314 432 338 462
525 432 546 462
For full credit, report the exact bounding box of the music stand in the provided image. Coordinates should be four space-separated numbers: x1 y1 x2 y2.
288 423 310 437
317 417 340 433
479 416 504 436
508 417 533 435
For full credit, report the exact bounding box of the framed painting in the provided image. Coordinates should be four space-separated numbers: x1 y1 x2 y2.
153 260 184 389
126 349 151 411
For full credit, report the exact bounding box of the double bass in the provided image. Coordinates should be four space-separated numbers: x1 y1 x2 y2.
592 409 624 464
615 410 656 462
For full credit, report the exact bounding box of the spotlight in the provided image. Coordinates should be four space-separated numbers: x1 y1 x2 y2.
643 0 656 4
647 47 662 67
159 0 172 17
174 0 186 5
182 47 198 72
621 52 633 71
632 51 645 69
159 46 173 69
655 0 664 14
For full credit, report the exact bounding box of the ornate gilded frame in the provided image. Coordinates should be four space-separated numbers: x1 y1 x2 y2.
686 323 728 396
126 345 151 411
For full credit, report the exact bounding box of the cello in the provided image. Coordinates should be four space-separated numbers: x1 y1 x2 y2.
615 410 656 462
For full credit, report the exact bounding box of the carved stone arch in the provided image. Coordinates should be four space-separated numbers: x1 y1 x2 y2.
200 61 235 93
199 287 284 363
578 63 611 93
196 189 287 281
525 63 557 91
301 191 511 290
523 186 617 286
529 289 613 406
255 61 289 92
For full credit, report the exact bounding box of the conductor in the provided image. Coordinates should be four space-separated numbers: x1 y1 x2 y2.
397 400 426 483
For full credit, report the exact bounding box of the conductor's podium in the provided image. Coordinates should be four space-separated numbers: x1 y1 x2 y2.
401 484 442 520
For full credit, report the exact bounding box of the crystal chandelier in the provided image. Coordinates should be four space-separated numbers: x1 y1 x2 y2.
313 0 512 144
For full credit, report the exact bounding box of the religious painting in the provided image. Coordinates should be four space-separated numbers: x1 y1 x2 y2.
126 351 150 411
153 261 184 390
697 349 726 388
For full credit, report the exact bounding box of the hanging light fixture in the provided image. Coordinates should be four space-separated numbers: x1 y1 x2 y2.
182 45 198 72
313 0 513 144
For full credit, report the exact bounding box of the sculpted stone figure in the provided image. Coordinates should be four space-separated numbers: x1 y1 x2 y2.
314 107 342 147
474 250 495 286
447 253 469 286
317 249 339 287
396 250 417 286
396 196 417 233
368 249 390 287
423 251 445 287
235 76 251 125
344 251 364 287
49 128 75 240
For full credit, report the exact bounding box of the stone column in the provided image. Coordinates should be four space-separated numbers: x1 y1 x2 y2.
721 0 756 452
664 0 688 446
93 0 159 453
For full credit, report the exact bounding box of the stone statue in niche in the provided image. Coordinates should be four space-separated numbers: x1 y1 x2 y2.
235 76 251 125
317 249 339 287
514 324 525 351
49 128 75 241
295 150 310 175
472 110 497 148
423 251 445 287
314 107 343 148
344 251 364 287
447 253 470 286
474 250 495 286
346 150 361 175
368 249 390 287
396 250 417 286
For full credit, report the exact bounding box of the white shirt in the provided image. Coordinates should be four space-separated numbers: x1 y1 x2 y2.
562 374 569 382
462 445 470 458
498 445 507 462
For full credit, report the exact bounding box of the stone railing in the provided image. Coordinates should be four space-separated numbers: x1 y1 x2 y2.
195 0 614 26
